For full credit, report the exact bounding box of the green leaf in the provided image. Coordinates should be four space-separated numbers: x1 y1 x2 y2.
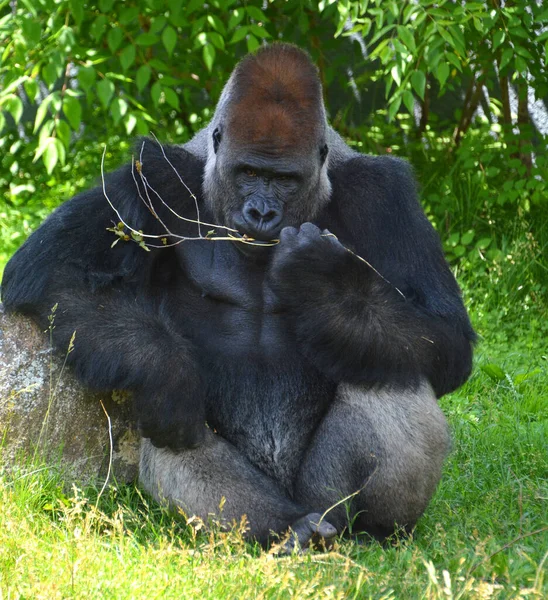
250 25 270 39
110 97 128 124
228 9 245 30
460 230 475 245
476 238 493 250
24 79 39 102
43 139 58 174
56 119 71 147
91 15 107 42
124 112 137 135
208 32 226 50
411 70 426 100
499 47 513 71
492 30 505 51
63 95 82 130
3 96 23 124
230 27 248 44
514 45 533 60
70 0 84 26
203 43 215 72
136 65 152 91
396 25 415 52
402 89 414 114
481 363 506 382
246 34 260 53
536 8 548 22
390 65 401 87
108 28 124 53
446 52 462 71
22 18 41 45
387 95 402 121
135 33 158 46
97 78 115 108
120 45 136 71
78 66 96 91
119 7 140 25
207 15 226 35
99 0 114 12
151 81 162 106
437 62 450 88
42 138 65 174
164 87 180 110
34 96 53 132
162 25 177 56
246 6 267 21
515 55 527 75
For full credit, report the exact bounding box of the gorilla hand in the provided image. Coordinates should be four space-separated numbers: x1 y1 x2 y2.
280 513 338 554
269 222 347 306
135 379 206 451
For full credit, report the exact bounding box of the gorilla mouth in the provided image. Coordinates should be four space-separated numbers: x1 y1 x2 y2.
230 231 279 247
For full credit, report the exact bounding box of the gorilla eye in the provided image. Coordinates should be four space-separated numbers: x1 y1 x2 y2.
245 169 257 177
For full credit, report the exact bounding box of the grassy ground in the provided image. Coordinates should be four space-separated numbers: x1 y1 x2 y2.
1 294 546 599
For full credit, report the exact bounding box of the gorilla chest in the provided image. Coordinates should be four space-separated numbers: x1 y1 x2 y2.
173 241 292 358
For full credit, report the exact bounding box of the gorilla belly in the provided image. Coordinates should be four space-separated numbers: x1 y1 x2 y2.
169 241 335 490
203 351 334 493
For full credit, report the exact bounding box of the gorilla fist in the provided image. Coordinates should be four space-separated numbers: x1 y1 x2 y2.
269 222 348 307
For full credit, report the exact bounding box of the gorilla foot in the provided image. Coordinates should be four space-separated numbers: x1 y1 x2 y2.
278 513 337 554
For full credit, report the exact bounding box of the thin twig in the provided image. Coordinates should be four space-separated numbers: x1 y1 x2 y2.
96 399 113 506
101 143 410 299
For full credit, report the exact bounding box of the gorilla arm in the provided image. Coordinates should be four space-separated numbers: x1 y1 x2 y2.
1 144 207 449
269 155 475 399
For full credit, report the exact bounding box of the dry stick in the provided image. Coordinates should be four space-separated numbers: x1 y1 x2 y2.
96 399 113 506
101 145 406 298
468 526 548 575
316 462 380 530
147 134 239 234
150 132 202 238
131 152 157 217
323 233 406 300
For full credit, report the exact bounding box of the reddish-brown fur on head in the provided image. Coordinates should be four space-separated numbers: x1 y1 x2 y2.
225 44 325 154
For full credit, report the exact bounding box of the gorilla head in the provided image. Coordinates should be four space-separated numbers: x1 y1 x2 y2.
203 44 331 246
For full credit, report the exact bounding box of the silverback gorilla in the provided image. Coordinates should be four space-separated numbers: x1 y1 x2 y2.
2 44 475 548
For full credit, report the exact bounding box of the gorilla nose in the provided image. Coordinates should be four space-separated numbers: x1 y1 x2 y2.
242 204 282 239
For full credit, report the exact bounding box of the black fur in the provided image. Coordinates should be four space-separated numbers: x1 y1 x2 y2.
2 45 475 546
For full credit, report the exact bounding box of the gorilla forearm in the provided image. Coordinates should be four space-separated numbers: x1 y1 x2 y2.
19 284 205 449
270 230 472 397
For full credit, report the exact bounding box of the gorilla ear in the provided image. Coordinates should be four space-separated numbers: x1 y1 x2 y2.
320 143 329 165
212 127 222 154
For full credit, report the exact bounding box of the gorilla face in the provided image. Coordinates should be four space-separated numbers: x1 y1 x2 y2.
201 45 332 255
205 128 330 253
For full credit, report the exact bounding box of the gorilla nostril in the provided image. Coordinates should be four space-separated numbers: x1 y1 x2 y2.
248 208 262 222
263 210 277 223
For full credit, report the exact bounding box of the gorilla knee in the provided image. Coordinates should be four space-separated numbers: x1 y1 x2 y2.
294 382 450 537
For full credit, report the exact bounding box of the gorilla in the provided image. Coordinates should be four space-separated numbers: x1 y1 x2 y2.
1 44 475 548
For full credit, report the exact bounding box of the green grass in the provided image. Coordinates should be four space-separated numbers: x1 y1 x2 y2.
1 312 546 599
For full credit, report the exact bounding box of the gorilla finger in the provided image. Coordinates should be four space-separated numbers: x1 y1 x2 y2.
279 226 298 243
299 222 321 236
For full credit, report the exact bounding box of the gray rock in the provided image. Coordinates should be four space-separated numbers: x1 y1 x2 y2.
0 304 139 484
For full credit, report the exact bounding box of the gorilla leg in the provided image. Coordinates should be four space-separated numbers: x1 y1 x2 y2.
139 431 337 547
293 382 450 539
